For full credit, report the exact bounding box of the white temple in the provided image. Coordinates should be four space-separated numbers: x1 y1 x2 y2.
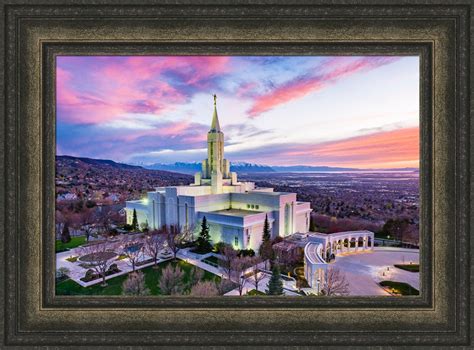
125 95 312 252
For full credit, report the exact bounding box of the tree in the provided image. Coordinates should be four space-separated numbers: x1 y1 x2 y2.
266 264 284 295
231 256 252 296
144 230 166 268
131 209 139 231
165 225 186 259
61 222 71 243
122 271 150 296
79 239 115 287
96 206 116 236
262 214 271 242
121 240 145 272
258 215 274 269
159 264 184 295
196 217 212 253
140 219 149 232
218 245 238 280
80 208 97 242
321 267 350 296
258 240 274 270
55 210 66 240
248 256 265 292
383 218 410 241
190 281 219 297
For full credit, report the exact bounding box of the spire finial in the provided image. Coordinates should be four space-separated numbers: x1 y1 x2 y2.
210 94 221 132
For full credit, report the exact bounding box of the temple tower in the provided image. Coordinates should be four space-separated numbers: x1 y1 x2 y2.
194 94 235 192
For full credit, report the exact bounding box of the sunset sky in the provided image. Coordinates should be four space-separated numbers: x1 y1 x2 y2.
57 55 419 169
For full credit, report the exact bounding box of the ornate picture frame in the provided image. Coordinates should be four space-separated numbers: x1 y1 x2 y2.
1 1 471 348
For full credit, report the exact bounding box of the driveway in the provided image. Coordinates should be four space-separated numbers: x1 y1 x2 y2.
331 247 420 296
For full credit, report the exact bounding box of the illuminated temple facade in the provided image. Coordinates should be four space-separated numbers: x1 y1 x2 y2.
125 96 312 251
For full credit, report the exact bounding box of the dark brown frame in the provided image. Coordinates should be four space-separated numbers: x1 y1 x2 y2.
1 1 472 348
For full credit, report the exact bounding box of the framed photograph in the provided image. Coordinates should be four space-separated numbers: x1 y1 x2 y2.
1 1 472 348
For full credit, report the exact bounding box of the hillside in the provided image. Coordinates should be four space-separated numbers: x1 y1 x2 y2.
56 155 193 203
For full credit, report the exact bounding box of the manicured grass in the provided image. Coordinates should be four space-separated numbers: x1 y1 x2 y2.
55 236 87 252
56 259 221 296
394 264 419 273
379 281 419 296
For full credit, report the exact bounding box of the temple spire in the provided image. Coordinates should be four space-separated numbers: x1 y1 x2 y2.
210 94 221 132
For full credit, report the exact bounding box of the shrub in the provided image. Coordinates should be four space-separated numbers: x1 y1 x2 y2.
214 242 232 253
238 249 255 257
82 269 97 282
108 263 119 273
190 281 219 296
123 271 150 296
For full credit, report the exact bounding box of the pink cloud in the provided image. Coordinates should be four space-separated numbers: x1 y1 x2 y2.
247 57 399 118
57 56 232 125
282 127 419 168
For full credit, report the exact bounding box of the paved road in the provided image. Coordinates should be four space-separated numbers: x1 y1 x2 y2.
332 247 420 296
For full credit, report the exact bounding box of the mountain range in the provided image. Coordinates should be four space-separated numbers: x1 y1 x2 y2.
138 161 419 174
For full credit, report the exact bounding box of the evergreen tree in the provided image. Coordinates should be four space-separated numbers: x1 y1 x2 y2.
262 214 271 242
61 222 71 243
266 264 284 295
259 214 274 268
199 216 210 243
132 209 139 231
196 216 212 253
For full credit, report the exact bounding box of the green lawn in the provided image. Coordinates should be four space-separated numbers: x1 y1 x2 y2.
394 264 419 273
379 281 419 296
56 236 87 252
56 259 221 296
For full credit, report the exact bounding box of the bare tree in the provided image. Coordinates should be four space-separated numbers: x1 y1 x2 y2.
80 208 97 242
248 256 266 292
231 256 252 296
190 281 218 297
96 206 115 236
218 245 238 280
79 239 116 287
122 271 150 296
55 210 66 240
144 229 166 268
322 267 350 296
158 264 184 295
120 240 145 272
165 224 186 259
